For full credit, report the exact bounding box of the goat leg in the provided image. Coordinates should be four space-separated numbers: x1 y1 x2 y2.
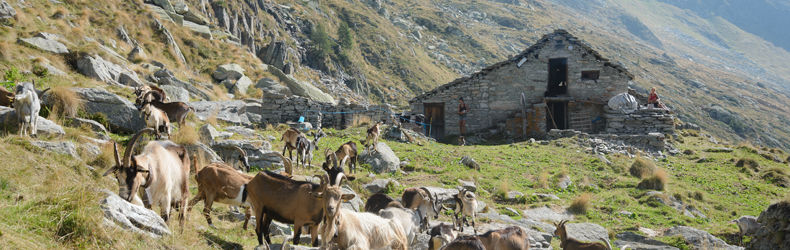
242 206 251 230
262 215 274 244
203 198 215 228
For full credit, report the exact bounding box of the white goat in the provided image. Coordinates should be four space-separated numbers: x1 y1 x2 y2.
14 82 40 137
402 187 444 233
731 215 760 246
379 207 421 246
443 187 478 234
311 172 408 250
103 128 191 229
140 103 171 139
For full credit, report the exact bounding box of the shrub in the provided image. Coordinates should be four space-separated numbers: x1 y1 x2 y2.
690 191 704 201
568 194 591 214
683 149 695 155
638 169 668 191
537 171 549 189
761 167 790 188
32 65 49 77
47 87 83 118
630 157 656 178
4 67 23 82
736 158 761 173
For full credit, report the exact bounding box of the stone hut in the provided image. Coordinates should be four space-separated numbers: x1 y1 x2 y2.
409 30 634 140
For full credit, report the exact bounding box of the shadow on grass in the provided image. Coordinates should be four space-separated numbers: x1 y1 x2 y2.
201 231 243 250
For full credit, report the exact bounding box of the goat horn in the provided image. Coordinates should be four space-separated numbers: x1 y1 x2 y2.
232 146 247 157
102 143 122 176
331 152 339 167
335 172 348 186
339 155 349 169
419 187 435 202
123 128 155 167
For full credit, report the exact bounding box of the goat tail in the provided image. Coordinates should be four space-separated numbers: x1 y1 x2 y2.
600 237 613 250
388 218 409 250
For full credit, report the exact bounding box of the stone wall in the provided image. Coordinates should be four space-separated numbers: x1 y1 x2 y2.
547 129 667 149
249 92 394 129
604 107 675 135
409 30 631 137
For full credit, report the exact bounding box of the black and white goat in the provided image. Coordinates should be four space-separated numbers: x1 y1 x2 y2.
295 129 325 169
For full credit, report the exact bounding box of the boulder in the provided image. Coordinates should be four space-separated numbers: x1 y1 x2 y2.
160 85 190 103
363 179 399 193
613 231 678 250
183 20 212 39
184 10 209 25
184 142 223 166
0 0 16 20
269 67 335 104
127 46 146 61
77 55 142 86
159 77 212 101
30 141 78 159
153 0 175 13
225 126 257 138
665 226 741 250
359 142 400 174
73 87 146 133
229 76 254 95
458 179 476 192
17 37 69 54
522 206 574 223
506 191 524 202
565 223 608 243
99 189 171 237
213 64 245 81
256 77 292 96
172 1 188 14
198 124 220 143
746 201 790 250
0 106 65 137
189 100 251 126
341 185 363 212
459 155 480 170
259 40 289 70
65 116 108 135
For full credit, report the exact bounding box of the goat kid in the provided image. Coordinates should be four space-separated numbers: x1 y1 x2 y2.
140 103 171 139
188 162 253 229
311 171 408 250
14 81 41 137
139 94 193 128
429 223 457 250
554 220 615 250
102 128 191 229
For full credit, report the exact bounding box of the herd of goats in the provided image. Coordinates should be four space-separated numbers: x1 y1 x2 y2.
4 82 761 249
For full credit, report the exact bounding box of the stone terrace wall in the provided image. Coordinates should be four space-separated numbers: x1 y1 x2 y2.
604 107 675 135
252 93 394 129
547 129 667 149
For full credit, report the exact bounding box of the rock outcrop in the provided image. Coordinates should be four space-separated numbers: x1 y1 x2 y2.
359 142 400 174
73 87 146 133
747 201 790 250
0 107 65 137
100 189 171 237
17 37 69 54
664 226 741 250
76 55 142 86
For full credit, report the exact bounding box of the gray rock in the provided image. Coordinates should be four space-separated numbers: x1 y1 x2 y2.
199 124 220 143
159 77 212 101
39 63 68 76
151 19 186 64
172 1 188 14
73 87 146 133
614 231 678 250
116 26 135 45
34 32 64 41
183 20 212 39
522 206 574 223
565 223 608 243
459 155 480 170
359 142 400 174
504 207 520 216
99 189 171 237
256 77 292 96
154 69 174 79
65 117 108 135
458 179 476 192
189 100 251 126
704 147 734 153
533 193 560 201
184 142 223 165
184 10 209 25
363 179 399 194
30 141 78 158
0 107 65 137
0 0 16 20
212 140 283 169
213 64 245 81
77 55 142 86
17 37 69 54
268 220 291 236
747 202 790 250
127 46 146 61
558 175 573 190
507 191 525 201
259 40 289 70
160 85 190 103
229 76 254 95
153 0 175 13
665 226 741 250
283 63 294 75
269 67 335 104
225 126 257 138
341 185 363 212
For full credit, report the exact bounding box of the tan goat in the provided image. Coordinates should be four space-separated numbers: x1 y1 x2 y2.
280 127 303 161
102 128 191 229
478 226 531 250
323 141 359 173
364 121 383 155
553 220 614 250
140 103 171 139
188 146 253 229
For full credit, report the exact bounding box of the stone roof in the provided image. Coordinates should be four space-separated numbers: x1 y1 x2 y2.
410 29 634 103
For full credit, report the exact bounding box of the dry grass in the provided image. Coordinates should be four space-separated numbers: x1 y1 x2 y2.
630 157 656 178
276 123 290 132
736 158 761 173
46 87 83 118
761 167 790 188
568 193 591 214
638 169 668 191
537 171 550 189
206 108 219 128
352 115 373 128
170 124 198 145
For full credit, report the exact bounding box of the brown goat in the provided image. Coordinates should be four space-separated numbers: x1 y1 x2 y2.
0 86 14 107
245 171 329 246
478 226 531 250
554 220 613 250
139 97 194 128
439 235 486 250
364 193 404 214
364 121 383 155
134 84 167 105
323 141 359 174
429 223 456 250
321 150 357 186
281 128 303 161
188 164 253 229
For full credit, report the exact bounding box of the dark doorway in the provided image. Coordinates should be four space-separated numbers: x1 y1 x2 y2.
424 103 445 141
548 58 568 96
546 102 567 130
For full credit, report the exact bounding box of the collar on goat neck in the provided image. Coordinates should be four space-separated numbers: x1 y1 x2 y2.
140 165 154 189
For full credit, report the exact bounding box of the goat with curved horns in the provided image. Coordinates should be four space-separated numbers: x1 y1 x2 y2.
402 187 444 233
443 187 478 234
103 128 191 229
323 141 359 174
554 220 623 250
322 150 357 186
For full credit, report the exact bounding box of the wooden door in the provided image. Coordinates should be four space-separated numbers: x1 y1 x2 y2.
424 103 445 141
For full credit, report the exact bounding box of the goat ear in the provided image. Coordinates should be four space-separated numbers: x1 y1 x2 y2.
102 166 116 176
310 191 324 199
346 176 356 181
341 194 355 201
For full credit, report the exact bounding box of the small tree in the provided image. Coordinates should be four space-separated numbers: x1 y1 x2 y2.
311 23 334 61
338 21 354 51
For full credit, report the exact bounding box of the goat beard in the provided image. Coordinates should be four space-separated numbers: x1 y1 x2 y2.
321 214 340 246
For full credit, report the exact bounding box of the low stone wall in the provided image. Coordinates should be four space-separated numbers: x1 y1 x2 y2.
250 93 394 129
547 129 667 149
604 107 675 135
